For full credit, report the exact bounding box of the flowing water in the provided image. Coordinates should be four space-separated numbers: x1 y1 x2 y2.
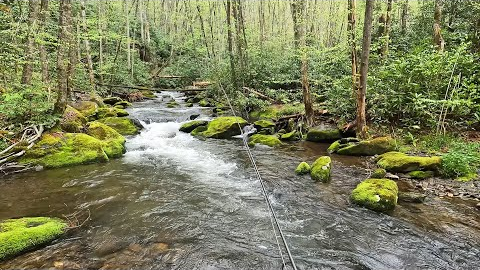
1 92 479 270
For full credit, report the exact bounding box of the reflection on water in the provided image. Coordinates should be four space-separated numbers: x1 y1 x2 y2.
0 93 479 269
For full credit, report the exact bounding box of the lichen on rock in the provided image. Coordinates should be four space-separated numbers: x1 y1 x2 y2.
377 152 441 173
295 162 311 175
351 178 398 212
248 134 282 147
87 121 126 158
97 117 140 136
310 156 332 182
179 120 209 133
202 117 247 139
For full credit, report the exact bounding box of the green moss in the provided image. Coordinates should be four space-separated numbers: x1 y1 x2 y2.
115 108 129 117
281 131 300 141
249 104 304 120
327 140 341 153
198 99 212 107
87 121 126 158
408 170 434 180
191 125 208 136
103 97 123 105
97 117 139 135
456 173 478 182
335 137 396 156
295 162 311 175
114 101 132 108
202 117 247 139
248 134 282 147
71 101 98 119
0 217 68 261
306 128 342 143
59 105 87 133
310 156 331 182
141 90 156 99
20 133 109 168
253 120 276 129
179 120 209 133
167 101 179 108
377 152 442 173
371 168 387 179
351 179 398 212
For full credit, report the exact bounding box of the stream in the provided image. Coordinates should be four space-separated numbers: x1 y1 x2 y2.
1 92 479 269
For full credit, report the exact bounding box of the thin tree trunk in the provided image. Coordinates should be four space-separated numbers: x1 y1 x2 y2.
98 0 104 84
434 0 445 52
39 0 49 84
348 0 359 98
401 0 408 34
68 12 78 97
259 0 265 46
381 0 393 59
125 0 131 70
80 0 95 89
197 3 211 58
226 0 237 90
21 0 40 85
357 0 375 139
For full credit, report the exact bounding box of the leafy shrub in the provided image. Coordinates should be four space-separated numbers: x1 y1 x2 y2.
441 142 480 178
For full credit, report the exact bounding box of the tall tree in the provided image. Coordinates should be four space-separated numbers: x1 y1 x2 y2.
225 0 237 90
401 0 409 34
381 0 393 59
21 0 41 85
348 0 359 99
291 0 314 126
54 0 73 115
434 0 445 52
39 0 49 84
357 0 375 138
80 0 95 89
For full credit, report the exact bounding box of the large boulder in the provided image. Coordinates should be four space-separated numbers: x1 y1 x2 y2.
0 217 67 261
295 162 311 175
253 120 276 135
306 127 342 143
71 101 98 120
310 156 332 182
201 117 247 139
329 137 396 156
179 120 209 133
59 106 87 133
97 117 140 136
351 178 398 212
248 134 282 147
103 96 123 105
87 122 126 158
377 152 442 173
20 132 108 168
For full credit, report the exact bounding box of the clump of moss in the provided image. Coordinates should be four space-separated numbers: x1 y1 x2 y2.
179 120 209 133
97 117 139 135
295 162 311 175
408 170 434 180
371 168 387 179
96 107 129 119
0 217 68 260
377 152 441 173
306 128 341 143
202 117 247 139
141 90 156 99
330 137 396 156
113 101 132 109
59 105 87 133
87 121 126 158
281 131 301 141
253 120 275 129
71 101 98 119
310 156 331 182
103 96 123 105
191 126 208 137
198 99 213 107
248 134 282 147
351 179 398 212
167 101 179 108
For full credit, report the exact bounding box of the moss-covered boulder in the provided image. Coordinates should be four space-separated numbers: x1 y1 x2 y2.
87 122 126 158
113 101 132 109
59 106 87 133
97 117 140 136
351 179 398 212
141 90 156 99
377 152 442 173
96 107 129 119
330 137 396 156
179 120 209 133
281 131 301 141
198 99 213 107
295 162 311 175
253 120 275 129
20 133 109 168
408 170 435 180
191 125 208 137
371 168 387 179
115 108 129 117
310 156 332 182
306 128 342 143
248 134 282 147
71 101 98 119
103 96 123 105
202 117 247 139
0 217 68 261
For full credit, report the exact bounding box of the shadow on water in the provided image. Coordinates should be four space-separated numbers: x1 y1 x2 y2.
0 92 479 269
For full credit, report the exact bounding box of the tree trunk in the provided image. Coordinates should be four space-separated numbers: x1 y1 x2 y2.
401 0 408 34
125 0 131 70
54 0 73 115
97 0 104 84
357 0 375 139
348 0 359 99
39 0 49 84
259 0 266 46
434 0 445 52
226 0 237 90
381 0 393 59
21 0 40 85
197 3 211 58
80 0 95 90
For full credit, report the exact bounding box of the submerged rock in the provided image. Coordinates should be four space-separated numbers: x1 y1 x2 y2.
398 192 427 203
311 156 332 182
97 117 140 136
306 128 342 143
179 120 209 133
59 106 87 133
71 101 98 120
103 96 123 105
351 178 398 212
329 137 396 156
201 117 247 139
0 217 67 261
20 132 109 168
377 152 441 173
87 122 126 158
248 134 282 147
371 168 387 179
295 162 311 175
408 170 435 180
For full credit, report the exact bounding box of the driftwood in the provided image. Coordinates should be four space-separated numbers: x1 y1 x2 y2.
242 87 281 104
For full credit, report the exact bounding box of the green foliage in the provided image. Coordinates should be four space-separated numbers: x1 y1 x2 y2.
441 142 480 179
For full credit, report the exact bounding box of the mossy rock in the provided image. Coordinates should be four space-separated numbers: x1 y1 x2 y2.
0 217 68 261
351 179 398 212
96 107 129 119
310 156 332 182
202 117 247 139
408 170 434 180
371 168 387 179
198 99 212 107
179 120 209 133
295 162 311 175
306 128 342 143
97 117 140 136
377 152 441 173
20 132 109 168
87 122 126 158
115 108 129 117
191 125 208 137
253 120 276 129
103 96 123 105
186 103 194 107
331 137 396 156
141 90 156 99
113 101 132 109
281 131 301 141
59 105 87 133
248 134 282 148
71 101 98 119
